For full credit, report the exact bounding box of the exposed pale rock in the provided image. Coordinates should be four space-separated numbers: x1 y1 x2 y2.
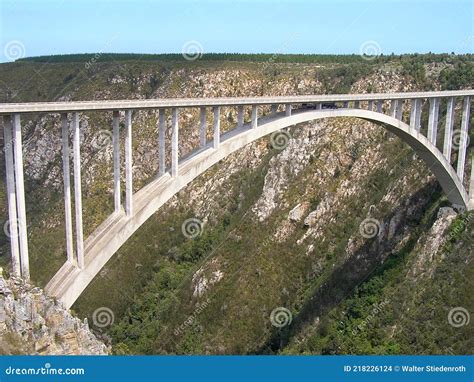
0 275 108 355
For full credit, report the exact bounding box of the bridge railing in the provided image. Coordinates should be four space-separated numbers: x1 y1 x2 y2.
0 90 472 282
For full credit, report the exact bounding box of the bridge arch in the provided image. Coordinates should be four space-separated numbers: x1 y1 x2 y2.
44 107 470 308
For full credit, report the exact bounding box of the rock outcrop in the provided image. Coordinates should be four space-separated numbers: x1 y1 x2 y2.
0 271 108 355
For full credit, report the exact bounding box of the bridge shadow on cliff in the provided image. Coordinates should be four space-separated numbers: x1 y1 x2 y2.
251 182 443 355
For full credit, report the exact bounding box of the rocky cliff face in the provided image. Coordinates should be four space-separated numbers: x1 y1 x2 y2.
0 270 108 355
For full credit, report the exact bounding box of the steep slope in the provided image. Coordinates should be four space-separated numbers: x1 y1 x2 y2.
0 270 108 355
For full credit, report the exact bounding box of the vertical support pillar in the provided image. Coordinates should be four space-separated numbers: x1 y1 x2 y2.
112 111 121 211
395 99 404 120
285 104 292 116
368 100 374 111
251 105 258 129
427 98 440 145
390 100 396 117
409 99 417 129
271 104 278 116
316 103 322 110
72 112 84 269
171 108 179 177
158 109 166 175
3 116 20 276
469 155 474 201
12 114 29 279
61 113 74 264
376 100 383 113
237 106 244 128
213 106 220 149
414 99 422 131
124 110 133 216
457 96 471 182
199 107 207 147
443 97 455 160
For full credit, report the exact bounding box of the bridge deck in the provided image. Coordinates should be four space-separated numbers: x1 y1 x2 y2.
1 90 473 114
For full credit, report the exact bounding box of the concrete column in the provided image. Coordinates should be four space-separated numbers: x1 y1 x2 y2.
354 101 360 109
124 110 133 216
112 111 121 212
285 104 292 116
237 106 244 128
72 112 84 269
199 107 207 147
414 99 422 131
316 103 322 110
271 104 278 116
158 109 166 175
213 106 220 149
3 116 20 277
390 100 396 116
470 155 474 201
376 100 383 113
251 105 258 129
395 99 404 120
409 99 417 129
12 114 29 279
368 100 374 111
427 98 440 145
171 108 179 177
443 97 455 160
61 113 74 264
457 96 471 182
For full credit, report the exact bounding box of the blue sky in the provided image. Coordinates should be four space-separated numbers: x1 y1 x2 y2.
0 0 472 62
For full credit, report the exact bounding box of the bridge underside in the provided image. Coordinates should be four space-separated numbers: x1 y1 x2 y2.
43 108 471 308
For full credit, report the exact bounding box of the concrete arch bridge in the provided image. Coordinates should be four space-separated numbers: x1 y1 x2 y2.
0 90 472 308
